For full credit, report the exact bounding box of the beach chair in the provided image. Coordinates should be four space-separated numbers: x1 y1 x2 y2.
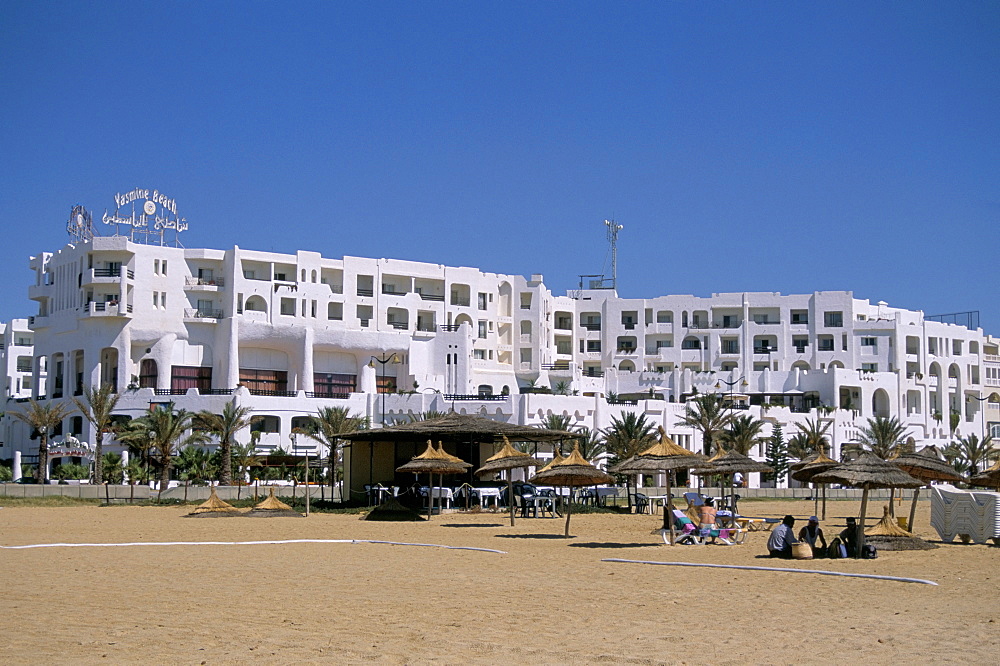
634 492 650 515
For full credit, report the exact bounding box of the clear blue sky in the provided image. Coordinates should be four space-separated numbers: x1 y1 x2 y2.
2 2 998 334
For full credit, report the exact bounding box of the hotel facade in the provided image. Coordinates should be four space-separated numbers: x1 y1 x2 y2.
5 231 1000 485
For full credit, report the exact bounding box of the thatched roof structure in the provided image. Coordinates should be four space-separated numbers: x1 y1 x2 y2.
968 458 1000 490
892 449 966 484
530 444 614 488
790 451 839 483
864 506 938 551
342 412 575 444
693 450 773 476
613 428 708 474
396 440 472 475
186 488 240 516
475 436 543 476
246 488 303 517
811 452 923 489
536 452 565 474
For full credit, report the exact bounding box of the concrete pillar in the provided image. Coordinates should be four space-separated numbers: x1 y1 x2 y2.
121 450 129 484
12 450 21 482
302 327 314 392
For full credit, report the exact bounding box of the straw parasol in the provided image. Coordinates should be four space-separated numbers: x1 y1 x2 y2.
475 436 544 527
968 458 1000 492
186 487 241 517
530 443 613 537
692 450 772 516
611 427 708 545
812 452 923 558
396 440 471 521
790 451 839 520
892 445 966 532
246 487 303 517
864 505 938 551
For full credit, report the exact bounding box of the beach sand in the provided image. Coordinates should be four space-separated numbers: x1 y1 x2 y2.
1 499 996 664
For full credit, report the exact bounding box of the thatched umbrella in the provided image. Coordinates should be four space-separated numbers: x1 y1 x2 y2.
611 427 708 545
247 487 303 517
475 436 544 527
968 458 1000 491
864 505 938 551
892 446 966 532
812 452 923 558
530 443 614 537
790 451 839 520
396 440 471 521
186 487 241 517
692 450 772 515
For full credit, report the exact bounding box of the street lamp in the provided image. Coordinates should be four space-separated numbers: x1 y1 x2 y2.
367 353 400 498
715 375 748 501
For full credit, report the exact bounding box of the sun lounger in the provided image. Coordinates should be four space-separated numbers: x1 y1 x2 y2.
930 484 1000 545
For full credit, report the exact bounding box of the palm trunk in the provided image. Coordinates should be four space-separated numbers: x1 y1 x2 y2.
38 435 49 482
219 440 232 486
907 486 921 533
94 431 104 485
159 454 171 501
888 487 896 517
856 487 869 559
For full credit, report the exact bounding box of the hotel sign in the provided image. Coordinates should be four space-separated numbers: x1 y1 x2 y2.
102 187 188 234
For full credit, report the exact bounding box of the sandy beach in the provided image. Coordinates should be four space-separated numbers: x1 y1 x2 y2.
1 499 996 664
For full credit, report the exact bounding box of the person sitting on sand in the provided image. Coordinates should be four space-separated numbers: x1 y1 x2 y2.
798 516 827 557
767 515 799 558
839 517 859 558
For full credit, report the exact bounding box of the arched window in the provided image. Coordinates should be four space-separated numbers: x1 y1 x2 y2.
139 359 158 388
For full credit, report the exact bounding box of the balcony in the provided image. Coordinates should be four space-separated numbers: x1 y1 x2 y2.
184 308 224 321
184 276 225 289
388 321 409 330
753 346 778 355
444 393 508 402
381 286 409 296
85 302 132 317
581 323 602 331
357 288 374 297
541 362 572 372
418 292 445 302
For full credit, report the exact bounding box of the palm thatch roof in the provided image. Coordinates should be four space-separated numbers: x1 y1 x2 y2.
475 436 543 476
530 443 614 487
244 487 303 517
613 428 709 474
811 452 923 489
536 452 565 474
693 450 773 476
863 506 938 550
396 440 471 475
342 412 575 443
892 449 966 484
790 452 840 483
186 487 241 516
968 458 1000 490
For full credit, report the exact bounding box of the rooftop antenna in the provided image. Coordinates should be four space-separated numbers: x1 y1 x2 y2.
604 218 623 290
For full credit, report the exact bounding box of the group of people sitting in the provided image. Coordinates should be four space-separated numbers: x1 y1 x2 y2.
767 514 859 558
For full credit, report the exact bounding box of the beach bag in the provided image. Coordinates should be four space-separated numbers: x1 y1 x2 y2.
861 544 878 559
828 537 847 559
791 542 813 560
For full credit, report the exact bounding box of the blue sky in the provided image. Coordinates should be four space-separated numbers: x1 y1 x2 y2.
2 2 998 334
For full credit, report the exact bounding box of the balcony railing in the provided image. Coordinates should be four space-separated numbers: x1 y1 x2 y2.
388 321 409 330
248 389 298 397
754 346 778 354
418 293 445 301
583 368 604 378
357 288 374 297
444 393 507 401
305 391 351 399
582 323 601 331
184 308 224 320
381 287 408 296
16 364 32 372
439 324 462 332
185 276 225 287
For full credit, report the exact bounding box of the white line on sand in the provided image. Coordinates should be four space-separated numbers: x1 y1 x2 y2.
603 558 938 585
0 539 506 554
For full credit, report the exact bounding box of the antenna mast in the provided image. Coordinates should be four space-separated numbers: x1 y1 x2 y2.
604 219 623 290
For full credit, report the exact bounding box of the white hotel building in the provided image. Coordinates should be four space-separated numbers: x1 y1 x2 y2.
6 231 1000 483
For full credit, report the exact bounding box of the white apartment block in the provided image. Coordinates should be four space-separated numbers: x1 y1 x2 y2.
7 233 999 483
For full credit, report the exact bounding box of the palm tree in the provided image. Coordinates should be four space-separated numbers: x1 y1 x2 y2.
304 406 365 500
944 434 995 476
100 451 125 484
177 445 215 502
844 416 911 460
602 411 657 460
72 384 121 486
539 413 574 432
720 414 767 456
793 418 832 457
196 400 253 485
786 433 814 461
401 410 449 424
674 394 734 456
230 438 263 499
10 399 71 482
573 426 607 461
117 404 207 498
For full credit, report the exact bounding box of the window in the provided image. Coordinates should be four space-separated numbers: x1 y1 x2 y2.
274 272 286 281
139 359 158 388
473 349 486 360
656 339 672 348
861 337 877 347
792 337 808 353
478 320 488 339
313 372 355 397
478 293 488 310
170 366 212 392
327 302 343 320
154 259 160 275
656 311 673 324
824 311 843 327
280 298 296 316
152 292 158 308
250 415 280 434
586 340 602 353
520 293 532 309
243 269 255 279
240 368 288 393
790 310 808 324
161 261 167 275
862 363 878 373
818 336 834 351
721 339 739 354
